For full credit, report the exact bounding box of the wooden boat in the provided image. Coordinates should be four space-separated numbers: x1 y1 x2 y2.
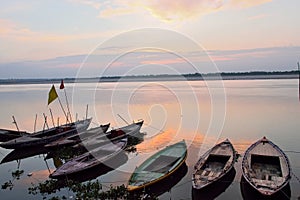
242 136 291 196
192 139 236 190
0 128 29 142
44 123 110 149
78 120 144 149
192 168 236 200
49 138 127 178
127 140 187 192
0 118 92 149
1 146 49 164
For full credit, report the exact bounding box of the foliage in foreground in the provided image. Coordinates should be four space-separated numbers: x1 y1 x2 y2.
28 179 119 199
28 178 158 200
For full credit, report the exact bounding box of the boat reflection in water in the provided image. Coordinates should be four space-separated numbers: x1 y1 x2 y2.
192 168 236 200
240 176 291 200
1 146 49 164
56 151 129 182
129 162 188 199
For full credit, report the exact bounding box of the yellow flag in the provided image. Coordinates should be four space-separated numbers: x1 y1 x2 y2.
48 85 58 105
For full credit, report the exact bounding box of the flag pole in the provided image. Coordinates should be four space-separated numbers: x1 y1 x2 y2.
60 80 72 122
48 84 69 123
57 96 69 123
63 88 73 122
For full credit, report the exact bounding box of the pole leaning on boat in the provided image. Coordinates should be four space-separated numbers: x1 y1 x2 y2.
297 62 300 102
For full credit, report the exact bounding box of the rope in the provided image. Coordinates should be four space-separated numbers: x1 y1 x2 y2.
284 150 300 154
292 171 300 183
0 150 5 156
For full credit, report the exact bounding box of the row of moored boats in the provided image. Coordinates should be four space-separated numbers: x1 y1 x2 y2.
0 121 291 196
127 136 291 197
0 118 144 178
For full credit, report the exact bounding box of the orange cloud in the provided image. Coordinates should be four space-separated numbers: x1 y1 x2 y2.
228 0 272 8
247 13 269 21
138 0 223 22
94 0 273 22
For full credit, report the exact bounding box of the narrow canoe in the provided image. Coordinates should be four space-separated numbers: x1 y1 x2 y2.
0 118 92 149
0 129 29 142
44 123 110 149
127 140 187 192
79 120 143 149
50 137 127 178
242 136 291 196
192 139 236 189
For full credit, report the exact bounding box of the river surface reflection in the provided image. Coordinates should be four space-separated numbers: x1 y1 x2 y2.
0 79 299 199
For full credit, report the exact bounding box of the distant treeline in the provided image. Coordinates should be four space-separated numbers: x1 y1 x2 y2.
182 70 298 77
0 70 299 84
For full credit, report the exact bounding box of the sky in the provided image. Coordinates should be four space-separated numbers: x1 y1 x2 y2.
0 0 300 78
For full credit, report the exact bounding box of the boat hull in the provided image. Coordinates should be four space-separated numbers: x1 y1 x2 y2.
50 138 127 179
0 129 28 142
127 140 187 192
0 118 91 149
241 137 291 196
44 123 110 149
192 139 236 190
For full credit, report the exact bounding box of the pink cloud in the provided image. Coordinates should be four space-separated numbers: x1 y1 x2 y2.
247 14 269 20
210 56 235 61
228 0 272 9
141 57 186 65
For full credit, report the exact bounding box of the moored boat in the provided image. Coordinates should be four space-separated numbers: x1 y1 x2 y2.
127 140 187 192
192 139 236 190
79 120 144 149
0 118 92 149
241 136 291 196
0 129 29 142
49 137 127 179
44 123 110 149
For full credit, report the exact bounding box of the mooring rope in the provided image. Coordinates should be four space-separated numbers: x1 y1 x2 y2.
292 171 300 184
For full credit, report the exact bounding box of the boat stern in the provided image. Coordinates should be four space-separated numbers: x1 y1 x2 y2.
127 184 143 192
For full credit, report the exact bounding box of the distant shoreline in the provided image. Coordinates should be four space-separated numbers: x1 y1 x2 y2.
0 71 298 85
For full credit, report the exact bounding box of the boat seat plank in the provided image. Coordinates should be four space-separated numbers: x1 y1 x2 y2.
144 155 181 173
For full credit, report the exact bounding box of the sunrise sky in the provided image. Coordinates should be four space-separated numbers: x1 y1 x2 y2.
0 0 299 78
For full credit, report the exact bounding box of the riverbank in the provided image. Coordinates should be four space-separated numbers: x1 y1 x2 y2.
0 71 298 85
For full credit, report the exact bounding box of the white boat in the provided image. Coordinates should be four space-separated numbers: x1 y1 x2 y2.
242 136 291 196
49 138 127 178
192 139 236 189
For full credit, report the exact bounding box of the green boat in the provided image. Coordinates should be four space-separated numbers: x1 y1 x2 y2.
127 140 187 192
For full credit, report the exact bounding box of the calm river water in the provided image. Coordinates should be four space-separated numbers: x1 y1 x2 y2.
0 79 299 199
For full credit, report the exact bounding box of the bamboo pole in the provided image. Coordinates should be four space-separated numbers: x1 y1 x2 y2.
117 114 129 125
297 62 300 101
43 113 49 130
12 116 20 132
34 114 37 133
86 104 89 120
49 108 55 127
